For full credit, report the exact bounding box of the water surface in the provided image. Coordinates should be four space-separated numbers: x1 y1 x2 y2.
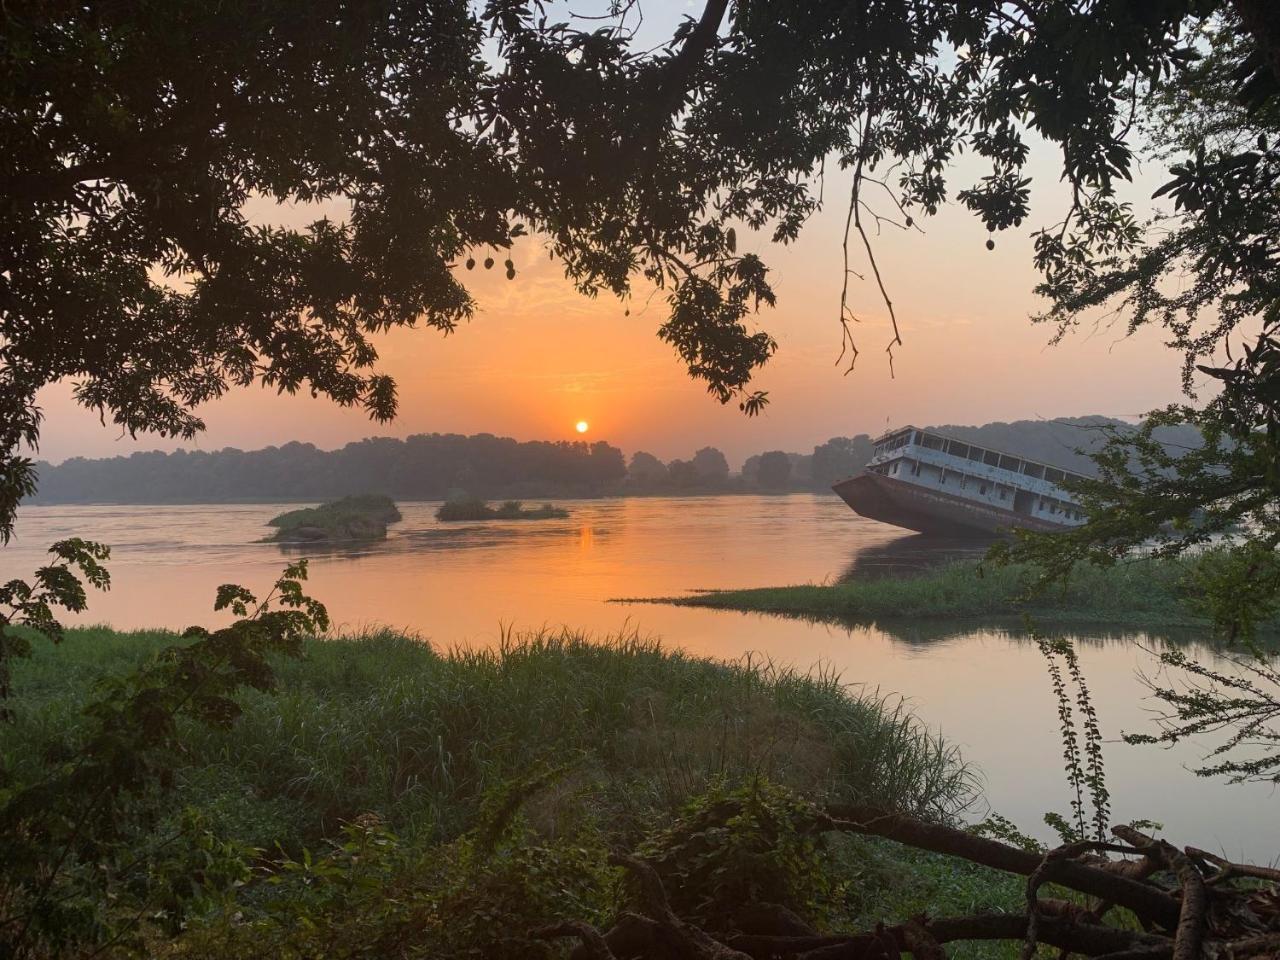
6 496 1276 856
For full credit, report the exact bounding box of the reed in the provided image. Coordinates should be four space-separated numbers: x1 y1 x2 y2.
630 557 1246 630
2 625 974 851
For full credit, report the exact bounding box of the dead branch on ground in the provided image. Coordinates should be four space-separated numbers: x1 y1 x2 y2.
538 802 1280 960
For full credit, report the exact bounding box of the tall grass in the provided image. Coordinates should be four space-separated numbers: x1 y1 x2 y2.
2 626 973 851
634 557 1233 629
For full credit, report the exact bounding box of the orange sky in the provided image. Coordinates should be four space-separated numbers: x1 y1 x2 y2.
33 141 1197 471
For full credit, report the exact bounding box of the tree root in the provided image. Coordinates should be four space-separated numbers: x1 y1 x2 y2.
541 805 1278 960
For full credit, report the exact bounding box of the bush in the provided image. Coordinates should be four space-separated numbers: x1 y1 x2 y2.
267 494 402 542
436 496 568 521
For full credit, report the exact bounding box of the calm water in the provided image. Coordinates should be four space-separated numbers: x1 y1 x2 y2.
5 496 1276 856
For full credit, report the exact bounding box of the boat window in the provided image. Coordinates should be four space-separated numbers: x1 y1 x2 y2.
983 450 1001 467
878 430 913 453
1045 468 1065 485
998 486 1007 500
1023 463 1045 480
947 441 969 458
979 483 988 495
998 455 1020 472
966 446 986 463
1038 499 1046 510
921 433 945 451
1049 502 1058 514
911 460 921 476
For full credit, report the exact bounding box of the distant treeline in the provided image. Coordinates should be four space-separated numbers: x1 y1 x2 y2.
27 417 1202 505
31 435 630 504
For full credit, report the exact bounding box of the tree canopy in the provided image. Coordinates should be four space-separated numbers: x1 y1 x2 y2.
7 0 1271 538
993 10 1280 782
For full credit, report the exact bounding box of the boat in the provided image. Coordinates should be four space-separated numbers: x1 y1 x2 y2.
831 426 1088 537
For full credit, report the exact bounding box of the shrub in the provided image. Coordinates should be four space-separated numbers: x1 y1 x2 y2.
267 495 402 542
436 497 568 521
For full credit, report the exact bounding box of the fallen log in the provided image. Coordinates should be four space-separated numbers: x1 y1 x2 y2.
823 806 1182 930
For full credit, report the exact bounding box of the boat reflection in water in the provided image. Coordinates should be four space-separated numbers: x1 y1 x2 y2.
837 532 990 582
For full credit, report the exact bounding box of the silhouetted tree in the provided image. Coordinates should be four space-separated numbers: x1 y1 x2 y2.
756 451 792 489
811 436 875 488
666 459 698 489
691 447 730 484
5 0 1264 537
587 442 628 487
628 451 669 486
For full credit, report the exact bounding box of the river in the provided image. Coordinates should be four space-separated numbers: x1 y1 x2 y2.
5 495 1276 856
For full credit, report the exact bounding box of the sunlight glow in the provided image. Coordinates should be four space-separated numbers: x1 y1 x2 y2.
575 420 589 434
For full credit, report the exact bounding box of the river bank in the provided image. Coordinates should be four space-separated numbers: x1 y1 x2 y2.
3 625 1026 957
625 556 1260 632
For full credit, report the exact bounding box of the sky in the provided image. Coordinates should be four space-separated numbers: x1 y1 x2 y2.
30 9 1205 472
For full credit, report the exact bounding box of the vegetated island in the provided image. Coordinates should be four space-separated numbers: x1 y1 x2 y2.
435 495 568 521
620 556 1262 631
266 494 402 542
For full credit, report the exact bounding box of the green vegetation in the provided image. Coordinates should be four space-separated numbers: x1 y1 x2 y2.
266 494 402 542
2 624 1016 957
435 496 569 522
631 556 1257 631
4 627 971 840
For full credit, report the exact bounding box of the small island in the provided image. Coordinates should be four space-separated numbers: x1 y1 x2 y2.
266 494 402 542
435 496 568 522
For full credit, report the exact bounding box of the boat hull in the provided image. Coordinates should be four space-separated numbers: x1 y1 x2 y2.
831 473 1068 537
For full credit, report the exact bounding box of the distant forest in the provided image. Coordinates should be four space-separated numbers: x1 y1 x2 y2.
26 416 1202 505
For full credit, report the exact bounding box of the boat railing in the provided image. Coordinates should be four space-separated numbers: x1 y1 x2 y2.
871 442 1083 502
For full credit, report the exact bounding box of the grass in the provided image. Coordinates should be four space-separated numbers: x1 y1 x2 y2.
3 626 972 848
435 496 569 521
266 493 402 542
3 626 1033 957
625 556 1240 630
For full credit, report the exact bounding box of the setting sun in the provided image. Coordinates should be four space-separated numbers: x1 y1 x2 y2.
575 420 589 434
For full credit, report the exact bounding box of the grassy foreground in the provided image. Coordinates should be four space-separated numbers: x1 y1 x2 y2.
4 627 970 842
2 626 1026 958
630 556 1232 630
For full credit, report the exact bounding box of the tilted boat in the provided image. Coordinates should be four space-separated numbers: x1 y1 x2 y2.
832 426 1088 537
